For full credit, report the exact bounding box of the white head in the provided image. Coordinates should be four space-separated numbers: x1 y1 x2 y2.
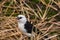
17 15 27 24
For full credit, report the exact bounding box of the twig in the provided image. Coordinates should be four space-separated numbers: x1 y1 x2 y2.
44 35 58 40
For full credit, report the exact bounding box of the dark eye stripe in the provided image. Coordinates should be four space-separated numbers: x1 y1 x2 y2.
17 17 22 20
19 17 22 19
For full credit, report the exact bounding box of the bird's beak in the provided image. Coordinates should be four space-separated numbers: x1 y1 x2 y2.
16 17 19 20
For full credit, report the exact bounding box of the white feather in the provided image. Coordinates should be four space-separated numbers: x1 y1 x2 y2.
17 15 34 37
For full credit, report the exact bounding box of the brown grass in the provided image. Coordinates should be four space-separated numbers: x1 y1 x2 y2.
0 0 60 40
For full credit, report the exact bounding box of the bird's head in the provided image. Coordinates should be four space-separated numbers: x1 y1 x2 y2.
17 15 27 24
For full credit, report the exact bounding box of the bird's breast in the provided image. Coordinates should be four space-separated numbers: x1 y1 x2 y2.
18 23 27 33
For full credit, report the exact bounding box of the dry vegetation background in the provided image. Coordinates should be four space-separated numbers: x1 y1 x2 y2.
0 0 60 40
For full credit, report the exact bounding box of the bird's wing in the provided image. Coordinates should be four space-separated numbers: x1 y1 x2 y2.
24 21 33 33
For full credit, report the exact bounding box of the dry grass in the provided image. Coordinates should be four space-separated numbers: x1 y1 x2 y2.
0 0 60 40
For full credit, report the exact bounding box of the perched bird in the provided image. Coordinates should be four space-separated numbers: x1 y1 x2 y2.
17 15 50 40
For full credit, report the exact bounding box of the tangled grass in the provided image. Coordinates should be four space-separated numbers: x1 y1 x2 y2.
0 0 60 40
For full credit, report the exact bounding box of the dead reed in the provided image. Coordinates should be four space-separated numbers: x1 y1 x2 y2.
0 0 60 40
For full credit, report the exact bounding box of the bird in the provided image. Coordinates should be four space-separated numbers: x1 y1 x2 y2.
17 15 50 40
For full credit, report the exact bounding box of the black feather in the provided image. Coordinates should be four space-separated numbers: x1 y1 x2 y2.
24 21 33 33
